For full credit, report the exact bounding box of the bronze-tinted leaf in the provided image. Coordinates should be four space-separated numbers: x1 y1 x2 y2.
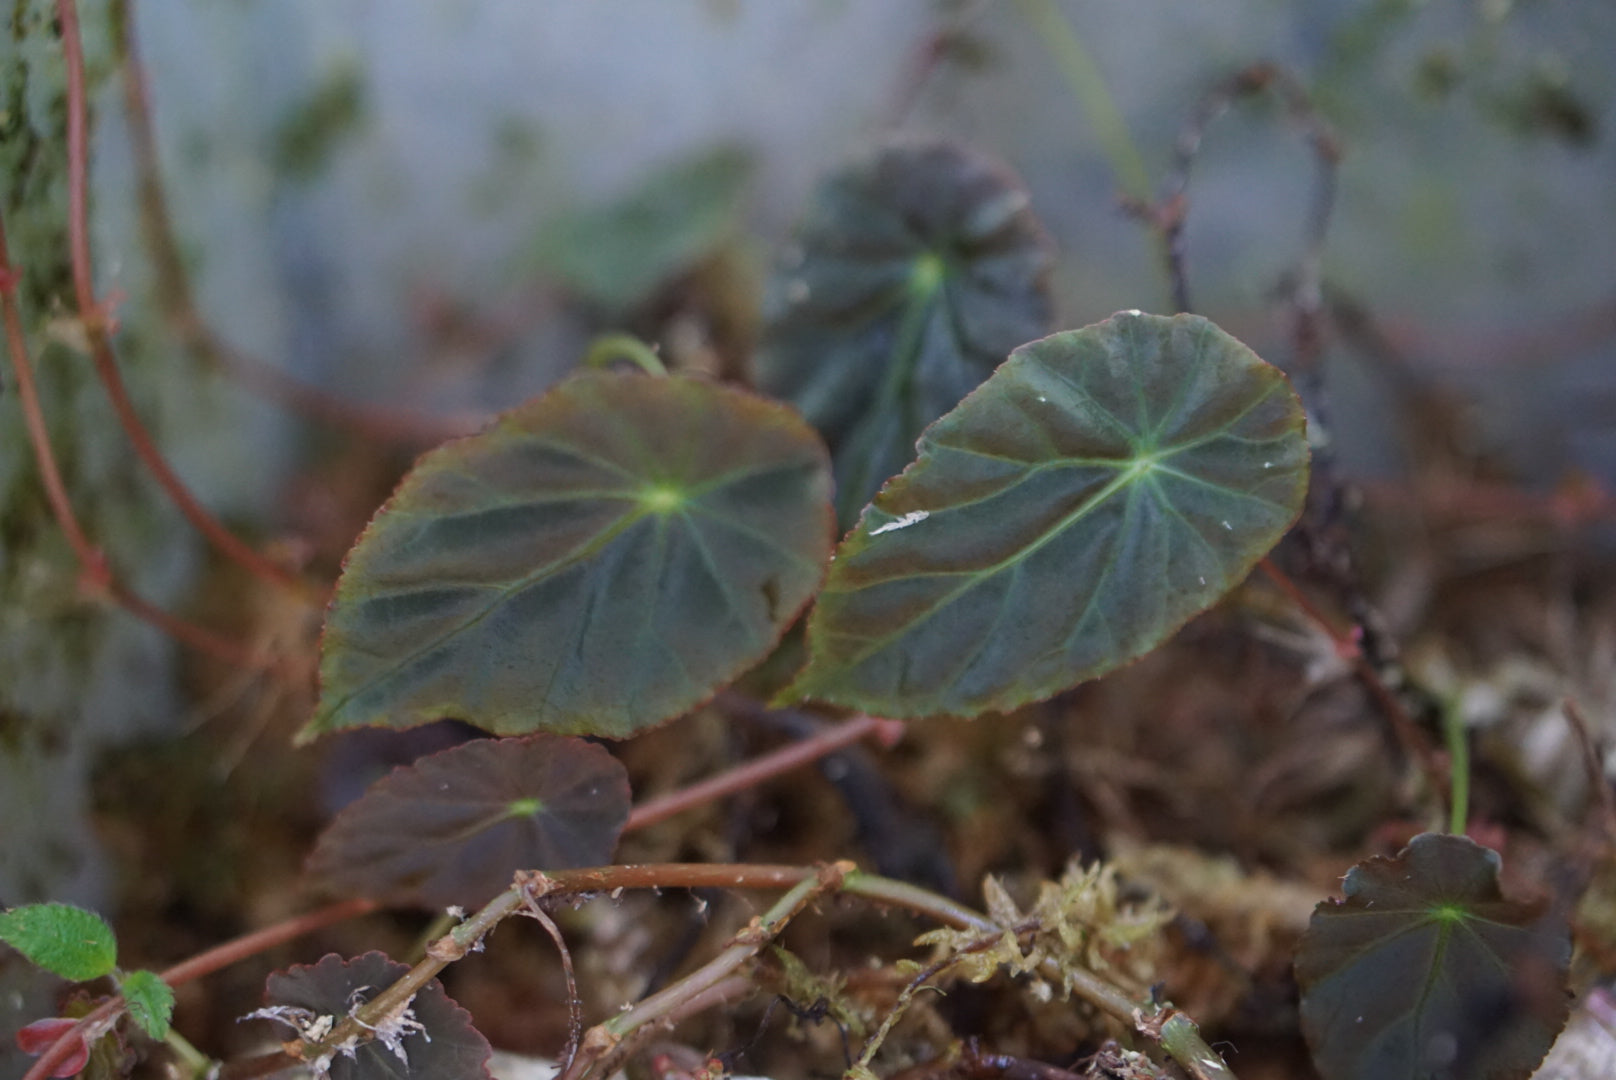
781 311 1308 718
307 371 833 741
757 140 1053 525
306 734 629 909
258 952 491 1080
1296 833 1571 1080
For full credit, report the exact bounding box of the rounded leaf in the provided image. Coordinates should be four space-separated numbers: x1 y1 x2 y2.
0 903 117 982
757 139 1053 525
258 952 491 1080
307 371 833 741
306 734 630 909
782 311 1309 718
1296 833 1571 1080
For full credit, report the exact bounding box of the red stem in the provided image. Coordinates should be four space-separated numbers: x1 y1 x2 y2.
56 0 307 597
1259 557 1450 800
624 712 904 833
20 898 378 1080
1 210 265 670
114 2 482 447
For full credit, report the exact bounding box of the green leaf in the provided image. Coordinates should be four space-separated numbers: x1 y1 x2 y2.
1296 833 1571 1080
307 371 832 742
119 970 175 1040
534 144 754 310
781 311 1308 718
0 903 117 982
306 734 631 909
756 140 1053 525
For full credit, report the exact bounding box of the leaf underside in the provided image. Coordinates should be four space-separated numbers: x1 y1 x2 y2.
260 952 491 1080
307 371 833 742
781 311 1310 718
306 734 630 909
1295 832 1571 1080
756 139 1053 525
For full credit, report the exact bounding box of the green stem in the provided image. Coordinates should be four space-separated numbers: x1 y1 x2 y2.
1443 697 1470 834
601 866 842 1039
584 332 668 377
1158 1012 1238 1080
1010 0 1153 203
162 1025 214 1079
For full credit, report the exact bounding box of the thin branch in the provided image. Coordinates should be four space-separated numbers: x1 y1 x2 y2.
624 711 905 833
1259 557 1450 803
58 0 310 595
521 896 583 1076
1 209 267 670
882 0 995 129
157 898 380 987
1011 0 1152 203
1564 698 1616 850
113 0 485 447
0 216 102 576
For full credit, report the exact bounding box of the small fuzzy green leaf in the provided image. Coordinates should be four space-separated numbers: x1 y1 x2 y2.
0 903 117 982
782 311 1309 718
1296 833 1571 1080
120 969 175 1040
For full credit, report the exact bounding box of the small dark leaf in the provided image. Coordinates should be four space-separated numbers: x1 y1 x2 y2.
307 734 630 909
0 903 117 982
757 139 1053 524
307 371 833 742
259 952 491 1080
1296 832 1571 1080
781 311 1308 718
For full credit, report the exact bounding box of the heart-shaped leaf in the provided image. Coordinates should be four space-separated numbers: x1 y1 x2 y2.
256 952 491 1080
781 311 1308 718
756 140 1053 525
307 371 833 742
1296 833 1571 1080
306 734 630 909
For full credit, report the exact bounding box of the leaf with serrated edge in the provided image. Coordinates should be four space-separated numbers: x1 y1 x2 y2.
757 139 1053 526
306 734 629 909
307 371 833 742
1296 833 1570 1080
257 952 491 1080
120 970 175 1040
0 903 117 982
781 311 1308 718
